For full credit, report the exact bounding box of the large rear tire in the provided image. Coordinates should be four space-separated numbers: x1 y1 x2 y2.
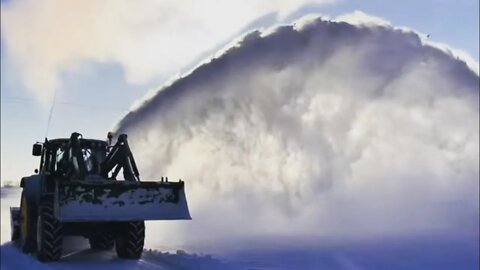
89 234 114 250
36 200 63 262
19 192 36 253
115 221 145 259
11 208 21 242
11 224 20 242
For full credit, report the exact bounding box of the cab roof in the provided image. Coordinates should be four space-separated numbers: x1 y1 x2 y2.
44 138 107 149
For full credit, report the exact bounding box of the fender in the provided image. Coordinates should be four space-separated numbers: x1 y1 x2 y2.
20 174 43 206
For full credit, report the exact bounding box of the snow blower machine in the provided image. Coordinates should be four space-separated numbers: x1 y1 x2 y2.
10 132 191 262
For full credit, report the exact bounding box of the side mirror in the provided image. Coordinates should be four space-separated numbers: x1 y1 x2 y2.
32 143 43 156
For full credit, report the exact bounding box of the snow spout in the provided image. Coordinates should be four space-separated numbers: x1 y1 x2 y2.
113 15 479 248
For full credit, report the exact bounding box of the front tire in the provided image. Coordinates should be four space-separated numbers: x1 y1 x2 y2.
115 221 145 259
36 200 63 262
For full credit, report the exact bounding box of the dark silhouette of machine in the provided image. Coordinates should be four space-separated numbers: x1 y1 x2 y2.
10 132 190 262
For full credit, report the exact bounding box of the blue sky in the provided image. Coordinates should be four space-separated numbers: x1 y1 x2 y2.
1 0 478 183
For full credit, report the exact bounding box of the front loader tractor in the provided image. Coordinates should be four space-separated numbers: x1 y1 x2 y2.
10 132 191 262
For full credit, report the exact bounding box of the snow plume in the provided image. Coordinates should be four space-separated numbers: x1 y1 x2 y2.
114 16 479 247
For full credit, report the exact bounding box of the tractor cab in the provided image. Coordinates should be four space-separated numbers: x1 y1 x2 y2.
33 135 109 180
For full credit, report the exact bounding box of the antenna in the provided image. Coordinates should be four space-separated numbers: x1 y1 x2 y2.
45 88 59 138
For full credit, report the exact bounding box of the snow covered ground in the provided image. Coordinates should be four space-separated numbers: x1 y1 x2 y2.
1 187 478 269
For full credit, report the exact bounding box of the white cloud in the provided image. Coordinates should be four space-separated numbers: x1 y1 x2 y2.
1 0 334 103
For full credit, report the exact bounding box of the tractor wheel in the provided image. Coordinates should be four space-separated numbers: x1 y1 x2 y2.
11 225 20 242
89 234 114 250
19 192 36 253
115 221 145 259
36 200 63 262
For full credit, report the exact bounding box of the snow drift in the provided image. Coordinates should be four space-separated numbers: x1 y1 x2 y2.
113 16 479 247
